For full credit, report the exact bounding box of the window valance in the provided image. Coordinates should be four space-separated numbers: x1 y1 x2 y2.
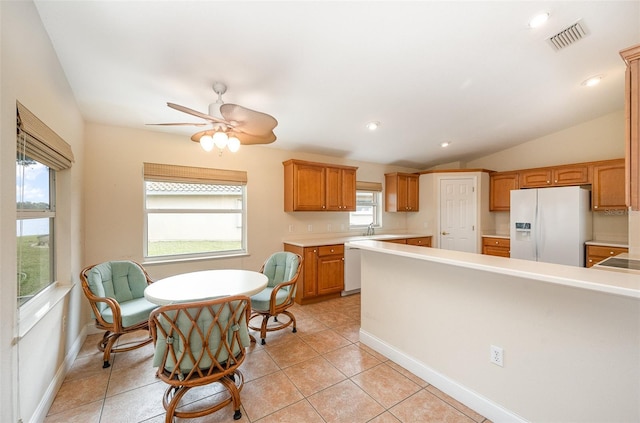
143 162 247 185
16 101 74 170
356 181 383 191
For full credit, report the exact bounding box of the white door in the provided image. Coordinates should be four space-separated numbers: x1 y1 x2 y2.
439 178 477 253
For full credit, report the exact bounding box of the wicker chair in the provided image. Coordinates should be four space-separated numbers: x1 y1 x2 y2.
80 260 157 368
249 252 302 344
149 295 251 422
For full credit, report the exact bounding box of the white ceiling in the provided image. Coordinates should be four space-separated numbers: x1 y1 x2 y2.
34 1 640 169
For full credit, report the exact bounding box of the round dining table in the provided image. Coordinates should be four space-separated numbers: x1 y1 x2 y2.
144 269 268 305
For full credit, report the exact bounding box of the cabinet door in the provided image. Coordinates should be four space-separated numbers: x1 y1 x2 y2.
293 163 326 210
341 168 357 211
553 165 590 186
586 245 629 267
317 254 344 295
593 162 626 210
325 167 343 211
326 167 357 211
396 174 409 211
490 172 519 211
406 175 419 211
519 169 552 188
302 247 318 297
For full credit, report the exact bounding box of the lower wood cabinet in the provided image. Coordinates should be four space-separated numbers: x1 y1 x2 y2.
382 236 432 247
585 245 629 268
482 237 510 257
284 243 344 304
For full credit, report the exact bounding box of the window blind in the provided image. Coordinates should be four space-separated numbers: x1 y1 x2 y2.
356 181 382 191
143 162 247 184
16 101 74 170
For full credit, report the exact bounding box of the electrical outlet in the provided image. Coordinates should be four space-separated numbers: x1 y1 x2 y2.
490 345 504 367
307 224 313 232
288 224 294 233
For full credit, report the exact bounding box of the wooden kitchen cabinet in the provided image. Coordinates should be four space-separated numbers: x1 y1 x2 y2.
586 244 629 268
489 172 519 211
284 243 344 304
592 159 626 211
283 159 357 211
406 236 432 247
482 237 510 257
621 44 640 210
385 172 419 212
519 164 589 188
325 166 356 211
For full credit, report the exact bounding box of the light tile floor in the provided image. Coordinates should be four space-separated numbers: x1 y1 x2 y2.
45 294 491 423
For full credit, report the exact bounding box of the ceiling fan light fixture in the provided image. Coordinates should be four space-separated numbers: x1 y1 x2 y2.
440 141 451 148
213 131 229 149
200 134 214 152
228 136 241 152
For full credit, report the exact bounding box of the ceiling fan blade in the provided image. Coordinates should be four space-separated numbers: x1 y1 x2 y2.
147 122 210 127
220 103 278 136
234 130 277 145
167 102 227 124
190 129 276 145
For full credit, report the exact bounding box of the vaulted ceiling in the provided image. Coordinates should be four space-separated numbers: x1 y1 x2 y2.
34 1 640 168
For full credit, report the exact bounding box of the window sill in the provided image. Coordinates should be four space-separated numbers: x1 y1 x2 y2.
18 282 74 340
143 251 250 266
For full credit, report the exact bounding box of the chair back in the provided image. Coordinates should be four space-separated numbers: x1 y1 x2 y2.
261 252 301 292
82 260 150 314
149 295 251 383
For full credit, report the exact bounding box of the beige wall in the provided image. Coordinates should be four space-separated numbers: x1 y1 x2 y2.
466 110 625 171
1 2 86 422
83 122 420 280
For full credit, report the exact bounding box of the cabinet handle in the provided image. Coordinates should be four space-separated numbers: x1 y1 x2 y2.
610 251 614 255
330 249 334 253
589 259 593 262
495 241 499 244
554 180 558 183
594 205 598 209
547 180 550 184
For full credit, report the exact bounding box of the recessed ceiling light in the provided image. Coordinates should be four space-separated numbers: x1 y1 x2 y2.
529 12 550 28
582 75 604 87
440 141 451 148
366 121 380 131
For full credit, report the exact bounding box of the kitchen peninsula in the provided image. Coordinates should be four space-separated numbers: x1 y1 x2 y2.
350 239 640 422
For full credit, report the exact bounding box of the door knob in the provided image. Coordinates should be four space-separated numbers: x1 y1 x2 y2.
441 231 450 235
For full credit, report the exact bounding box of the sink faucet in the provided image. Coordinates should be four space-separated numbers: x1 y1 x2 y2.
365 223 375 236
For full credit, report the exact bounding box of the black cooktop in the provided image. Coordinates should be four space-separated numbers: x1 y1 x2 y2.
596 257 640 271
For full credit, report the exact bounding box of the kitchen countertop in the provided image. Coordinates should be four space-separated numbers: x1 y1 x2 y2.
585 240 629 248
283 233 432 247
346 239 640 299
482 234 510 239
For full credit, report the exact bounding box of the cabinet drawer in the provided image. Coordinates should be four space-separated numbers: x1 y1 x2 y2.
586 245 629 267
383 239 407 244
317 244 344 256
406 237 432 247
482 237 510 248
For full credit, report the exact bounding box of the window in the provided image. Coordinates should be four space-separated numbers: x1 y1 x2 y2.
16 101 74 306
144 163 247 260
349 181 382 228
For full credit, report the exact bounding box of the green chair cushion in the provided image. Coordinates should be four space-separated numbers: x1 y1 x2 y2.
262 252 300 288
152 300 250 373
85 261 149 314
250 286 289 312
100 297 158 327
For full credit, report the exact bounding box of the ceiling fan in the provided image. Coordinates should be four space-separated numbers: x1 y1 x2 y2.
151 82 278 152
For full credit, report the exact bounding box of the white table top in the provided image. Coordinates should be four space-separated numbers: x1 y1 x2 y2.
144 269 268 305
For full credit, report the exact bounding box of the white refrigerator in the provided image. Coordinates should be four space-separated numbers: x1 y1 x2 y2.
510 186 592 266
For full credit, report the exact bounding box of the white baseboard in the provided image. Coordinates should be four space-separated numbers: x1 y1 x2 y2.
359 329 527 423
29 325 89 423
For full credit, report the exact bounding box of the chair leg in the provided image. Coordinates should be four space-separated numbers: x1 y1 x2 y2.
98 331 119 368
260 314 269 345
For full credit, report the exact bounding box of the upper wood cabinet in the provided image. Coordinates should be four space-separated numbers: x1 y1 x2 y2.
489 172 519 211
519 164 589 188
385 172 419 212
283 159 357 212
592 160 626 211
621 44 640 210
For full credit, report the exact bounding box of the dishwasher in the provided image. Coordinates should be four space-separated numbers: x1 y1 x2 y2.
342 246 361 295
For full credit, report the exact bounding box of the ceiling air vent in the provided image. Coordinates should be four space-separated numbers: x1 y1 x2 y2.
548 20 587 51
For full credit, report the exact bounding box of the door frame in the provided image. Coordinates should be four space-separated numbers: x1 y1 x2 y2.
436 174 480 253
